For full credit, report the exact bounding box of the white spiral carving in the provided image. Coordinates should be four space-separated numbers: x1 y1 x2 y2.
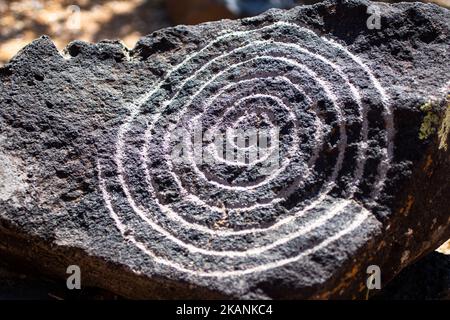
97 22 394 277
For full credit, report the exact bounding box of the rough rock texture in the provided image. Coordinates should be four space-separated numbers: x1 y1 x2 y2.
0 0 449 299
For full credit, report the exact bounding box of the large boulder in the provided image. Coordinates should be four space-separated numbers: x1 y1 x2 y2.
0 0 449 299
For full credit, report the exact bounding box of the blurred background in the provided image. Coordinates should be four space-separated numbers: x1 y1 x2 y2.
0 0 449 65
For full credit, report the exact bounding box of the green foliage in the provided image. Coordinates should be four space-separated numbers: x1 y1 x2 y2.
419 101 441 140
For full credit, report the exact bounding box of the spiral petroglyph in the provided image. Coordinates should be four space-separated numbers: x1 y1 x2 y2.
97 21 394 277
2 0 449 300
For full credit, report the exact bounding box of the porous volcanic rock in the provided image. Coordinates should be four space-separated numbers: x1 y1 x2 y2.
0 0 449 299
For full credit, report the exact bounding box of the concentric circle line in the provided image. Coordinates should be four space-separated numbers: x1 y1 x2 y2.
135 38 368 226
183 91 300 177
257 40 368 196
98 162 370 277
189 76 323 200
190 93 298 167
119 48 366 236
189 78 315 170
120 37 369 221
113 43 376 235
138 63 346 235
138 55 348 235
102 170 353 256
100 156 355 256
121 22 305 116
121 22 389 134
320 37 393 198
154 55 347 192
148 187 333 237
198 93 300 168
137 36 357 145
143 75 317 216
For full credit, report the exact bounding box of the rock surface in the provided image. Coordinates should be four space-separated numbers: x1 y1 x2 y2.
0 0 449 299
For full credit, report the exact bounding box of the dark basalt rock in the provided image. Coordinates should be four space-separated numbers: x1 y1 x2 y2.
0 0 449 299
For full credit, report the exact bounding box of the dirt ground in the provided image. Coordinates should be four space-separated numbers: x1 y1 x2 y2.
0 0 171 65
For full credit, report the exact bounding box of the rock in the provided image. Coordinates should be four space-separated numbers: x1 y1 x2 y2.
0 0 449 299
